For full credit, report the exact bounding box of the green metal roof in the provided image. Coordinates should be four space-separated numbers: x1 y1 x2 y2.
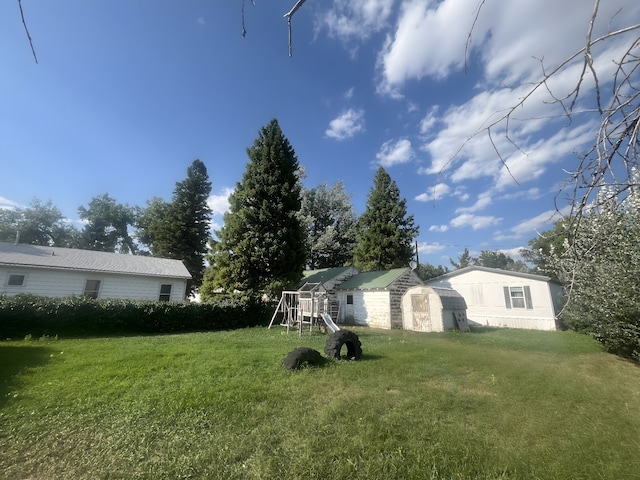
301 266 354 285
336 268 410 291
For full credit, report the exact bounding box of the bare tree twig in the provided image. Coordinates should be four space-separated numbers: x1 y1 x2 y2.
465 0 487 73
18 0 38 64
284 0 307 57
449 0 640 225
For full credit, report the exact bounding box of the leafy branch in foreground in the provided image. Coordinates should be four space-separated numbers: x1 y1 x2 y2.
544 181 640 361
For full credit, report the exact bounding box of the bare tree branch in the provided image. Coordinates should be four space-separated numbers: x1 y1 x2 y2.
284 0 307 57
453 0 640 226
18 0 38 64
241 0 308 56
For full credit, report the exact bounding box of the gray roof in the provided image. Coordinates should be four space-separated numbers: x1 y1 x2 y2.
427 265 560 284
431 287 467 310
0 242 191 279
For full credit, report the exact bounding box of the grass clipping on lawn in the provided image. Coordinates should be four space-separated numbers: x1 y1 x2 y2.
1 327 639 479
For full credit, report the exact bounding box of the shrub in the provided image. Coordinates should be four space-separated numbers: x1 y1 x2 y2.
0 294 274 338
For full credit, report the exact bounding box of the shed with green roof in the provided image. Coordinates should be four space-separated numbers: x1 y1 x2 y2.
335 267 423 329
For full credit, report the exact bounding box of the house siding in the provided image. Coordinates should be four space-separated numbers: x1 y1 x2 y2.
337 291 391 328
427 268 558 331
0 267 187 301
336 269 423 329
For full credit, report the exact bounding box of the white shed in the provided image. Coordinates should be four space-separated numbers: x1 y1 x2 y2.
335 268 423 329
401 285 468 332
0 242 191 301
426 266 563 331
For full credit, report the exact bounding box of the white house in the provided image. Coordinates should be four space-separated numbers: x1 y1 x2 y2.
0 242 191 301
335 268 423 329
426 266 563 331
401 285 468 332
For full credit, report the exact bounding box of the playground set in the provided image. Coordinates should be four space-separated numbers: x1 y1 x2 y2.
269 282 362 370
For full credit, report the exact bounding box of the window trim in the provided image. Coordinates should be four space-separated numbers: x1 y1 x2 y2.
159 284 172 302
83 279 102 299
503 285 533 309
346 294 354 305
6 273 27 287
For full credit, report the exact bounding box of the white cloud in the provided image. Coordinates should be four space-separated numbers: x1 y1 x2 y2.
493 207 569 241
415 182 451 202
0 196 19 210
377 0 638 90
375 138 413 167
377 0 640 199
344 87 355 100
326 108 366 140
428 224 449 233
450 213 501 230
498 246 527 262
376 0 471 94
417 241 447 254
455 190 493 213
207 188 233 216
499 187 542 201
419 106 439 135
317 0 394 46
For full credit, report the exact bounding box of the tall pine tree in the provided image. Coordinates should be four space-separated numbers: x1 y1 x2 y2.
353 167 418 271
137 159 212 294
211 119 306 298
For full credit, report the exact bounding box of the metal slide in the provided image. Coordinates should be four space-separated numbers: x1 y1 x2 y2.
320 313 341 333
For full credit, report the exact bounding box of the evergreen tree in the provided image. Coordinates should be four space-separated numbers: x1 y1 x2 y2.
450 248 476 269
211 119 306 297
172 159 212 290
137 160 212 293
476 250 530 272
300 181 357 269
353 167 418 271
417 262 450 281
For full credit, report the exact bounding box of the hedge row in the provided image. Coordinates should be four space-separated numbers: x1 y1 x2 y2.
0 294 275 338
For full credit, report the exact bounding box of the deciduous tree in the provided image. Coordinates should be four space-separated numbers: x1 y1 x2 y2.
545 185 640 360
0 199 78 247
77 193 137 253
300 181 357 269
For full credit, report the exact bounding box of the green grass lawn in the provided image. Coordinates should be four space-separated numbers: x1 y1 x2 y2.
1 327 639 479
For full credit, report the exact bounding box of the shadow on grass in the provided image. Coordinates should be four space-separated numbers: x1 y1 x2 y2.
0 343 53 409
357 353 385 361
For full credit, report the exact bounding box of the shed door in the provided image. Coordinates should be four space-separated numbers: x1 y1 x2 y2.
344 294 354 323
411 294 430 331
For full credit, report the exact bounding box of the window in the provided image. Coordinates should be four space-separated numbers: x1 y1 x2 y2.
159 284 172 302
346 294 353 305
510 287 525 308
84 280 101 299
7 274 26 286
503 286 533 309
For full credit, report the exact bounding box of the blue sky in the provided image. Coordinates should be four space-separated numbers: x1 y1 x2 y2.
1 0 638 267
